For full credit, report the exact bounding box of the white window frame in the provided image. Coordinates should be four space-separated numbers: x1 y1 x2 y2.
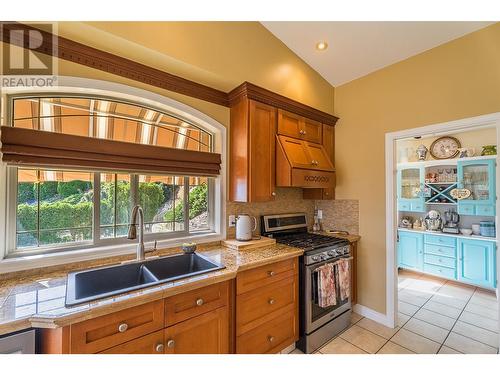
0 77 226 273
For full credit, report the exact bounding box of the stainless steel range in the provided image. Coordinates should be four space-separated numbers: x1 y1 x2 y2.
261 213 352 354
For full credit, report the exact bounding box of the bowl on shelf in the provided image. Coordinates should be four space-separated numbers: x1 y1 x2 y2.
460 228 473 236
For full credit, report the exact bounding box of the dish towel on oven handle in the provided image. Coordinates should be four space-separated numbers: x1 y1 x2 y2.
337 258 350 301
316 263 337 308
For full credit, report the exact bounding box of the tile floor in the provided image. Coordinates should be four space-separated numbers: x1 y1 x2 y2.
290 269 499 354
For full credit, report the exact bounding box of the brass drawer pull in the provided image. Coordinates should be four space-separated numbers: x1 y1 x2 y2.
268 299 275 305
196 298 204 306
167 339 175 348
155 343 164 352
268 335 275 343
118 323 128 333
268 271 275 277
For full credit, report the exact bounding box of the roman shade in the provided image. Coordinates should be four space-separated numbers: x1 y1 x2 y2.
0 126 221 176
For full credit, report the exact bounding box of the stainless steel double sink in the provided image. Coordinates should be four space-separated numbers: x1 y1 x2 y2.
65 253 224 307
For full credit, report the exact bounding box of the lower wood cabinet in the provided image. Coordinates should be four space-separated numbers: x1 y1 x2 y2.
235 258 299 354
41 281 230 354
41 257 301 354
100 330 165 354
164 307 228 354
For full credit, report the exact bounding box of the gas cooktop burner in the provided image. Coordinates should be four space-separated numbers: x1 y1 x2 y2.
273 232 346 251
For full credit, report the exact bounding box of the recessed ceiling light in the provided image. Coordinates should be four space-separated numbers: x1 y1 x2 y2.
316 41 328 51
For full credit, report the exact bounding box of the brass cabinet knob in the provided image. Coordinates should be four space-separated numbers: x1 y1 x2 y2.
196 298 204 306
268 299 275 305
155 343 164 352
118 323 128 333
299 130 305 135
167 339 175 348
271 192 276 196
268 271 275 277
268 335 275 343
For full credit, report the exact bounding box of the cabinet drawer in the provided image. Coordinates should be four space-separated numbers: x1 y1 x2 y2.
398 201 410 211
424 234 456 248
237 276 297 335
477 205 495 216
458 204 475 215
423 263 456 280
70 300 164 354
236 307 297 354
164 281 228 326
100 330 164 354
237 258 297 295
302 118 322 144
411 202 425 212
424 243 456 258
424 254 457 269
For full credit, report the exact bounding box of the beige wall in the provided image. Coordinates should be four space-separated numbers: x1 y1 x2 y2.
334 23 500 313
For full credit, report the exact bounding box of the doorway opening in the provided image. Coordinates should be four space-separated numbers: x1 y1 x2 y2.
385 113 500 354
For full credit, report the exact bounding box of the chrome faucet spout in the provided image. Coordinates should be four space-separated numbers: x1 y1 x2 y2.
128 205 145 261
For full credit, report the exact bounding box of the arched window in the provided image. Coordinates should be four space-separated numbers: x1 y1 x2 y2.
1 92 223 258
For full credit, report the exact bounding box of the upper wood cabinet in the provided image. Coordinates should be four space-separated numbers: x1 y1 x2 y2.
229 98 277 202
278 109 322 144
303 124 336 200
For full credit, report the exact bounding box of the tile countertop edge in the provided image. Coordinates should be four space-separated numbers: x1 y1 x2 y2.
397 228 497 242
0 245 303 336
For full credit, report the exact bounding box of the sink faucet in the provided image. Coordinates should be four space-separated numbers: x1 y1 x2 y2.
128 205 145 261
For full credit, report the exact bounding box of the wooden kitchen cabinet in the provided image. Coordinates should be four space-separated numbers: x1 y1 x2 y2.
303 124 336 200
100 330 165 354
229 98 277 202
277 109 322 144
164 307 229 354
40 280 230 354
235 258 299 354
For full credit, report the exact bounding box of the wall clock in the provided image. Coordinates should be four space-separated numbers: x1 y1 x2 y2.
429 136 461 159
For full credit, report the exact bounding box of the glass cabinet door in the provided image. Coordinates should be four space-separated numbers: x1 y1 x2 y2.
459 162 493 202
400 168 422 199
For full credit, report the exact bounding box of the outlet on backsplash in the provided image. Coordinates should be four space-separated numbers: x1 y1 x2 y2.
228 215 236 227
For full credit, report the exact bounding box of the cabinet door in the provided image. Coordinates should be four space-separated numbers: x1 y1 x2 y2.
457 159 496 216
304 141 334 171
164 307 229 354
458 239 496 288
397 166 425 212
249 100 277 201
302 117 322 143
100 331 164 354
398 232 423 270
277 109 302 138
278 135 313 169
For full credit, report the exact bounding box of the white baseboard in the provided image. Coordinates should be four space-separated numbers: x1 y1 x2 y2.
353 304 392 328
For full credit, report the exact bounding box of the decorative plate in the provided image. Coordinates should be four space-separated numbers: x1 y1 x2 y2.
450 188 471 200
429 136 461 159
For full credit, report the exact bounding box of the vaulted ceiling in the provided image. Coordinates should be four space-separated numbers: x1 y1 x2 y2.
262 22 495 86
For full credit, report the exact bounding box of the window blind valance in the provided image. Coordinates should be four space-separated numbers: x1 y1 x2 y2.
0 126 221 176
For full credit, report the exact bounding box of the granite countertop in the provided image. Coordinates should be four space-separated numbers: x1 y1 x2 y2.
0 243 303 336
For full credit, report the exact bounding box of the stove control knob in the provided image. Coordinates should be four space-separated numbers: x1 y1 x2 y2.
327 250 337 257
311 255 320 261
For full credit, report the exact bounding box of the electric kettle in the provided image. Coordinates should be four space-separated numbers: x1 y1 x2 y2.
235 214 257 241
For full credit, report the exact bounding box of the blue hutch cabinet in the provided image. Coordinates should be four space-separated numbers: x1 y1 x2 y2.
397 165 425 212
397 231 423 271
457 158 496 216
457 238 496 289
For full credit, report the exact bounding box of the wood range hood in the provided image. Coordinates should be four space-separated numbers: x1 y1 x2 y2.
276 134 335 189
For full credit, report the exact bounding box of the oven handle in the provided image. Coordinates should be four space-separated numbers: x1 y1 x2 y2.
306 255 353 269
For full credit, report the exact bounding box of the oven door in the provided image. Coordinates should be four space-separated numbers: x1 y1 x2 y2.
304 257 351 334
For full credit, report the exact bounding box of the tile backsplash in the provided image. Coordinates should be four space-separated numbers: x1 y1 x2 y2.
226 190 360 238
226 188 315 238
316 199 359 235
